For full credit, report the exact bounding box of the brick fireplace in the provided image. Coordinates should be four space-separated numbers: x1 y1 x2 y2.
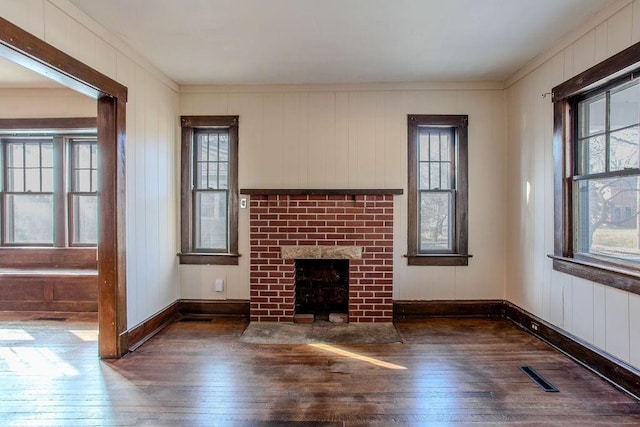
243 189 401 323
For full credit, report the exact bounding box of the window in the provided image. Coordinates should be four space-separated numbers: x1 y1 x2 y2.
180 116 239 265
0 129 97 247
4 139 54 244
407 115 470 266
552 40 640 294
69 139 98 246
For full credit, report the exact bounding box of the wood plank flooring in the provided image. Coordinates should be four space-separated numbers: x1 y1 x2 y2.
0 315 639 426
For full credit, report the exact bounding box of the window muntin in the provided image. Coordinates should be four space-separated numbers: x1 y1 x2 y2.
573 79 640 264
69 139 98 246
407 115 469 266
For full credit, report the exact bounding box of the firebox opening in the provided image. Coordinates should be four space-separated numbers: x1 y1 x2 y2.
295 259 349 320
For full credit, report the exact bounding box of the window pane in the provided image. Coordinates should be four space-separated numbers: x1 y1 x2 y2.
5 194 53 244
75 144 92 169
41 144 53 168
72 194 98 244
194 190 228 250
419 191 452 251
75 170 92 192
441 134 450 161
440 162 451 189
208 133 219 161
430 163 441 189
610 82 640 131
419 163 430 189
218 133 229 161
24 144 40 168
207 163 219 189
7 169 23 192
429 133 440 160
196 162 207 189
575 176 640 262
41 167 53 192
578 135 606 174
91 170 98 192
24 168 41 192
8 144 23 167
579 95 605 137
419 133 429 162
197 134 208 162
218 163 228 189
610 126 639 171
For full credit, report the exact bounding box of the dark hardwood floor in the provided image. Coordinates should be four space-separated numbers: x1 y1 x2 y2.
0 314 639 426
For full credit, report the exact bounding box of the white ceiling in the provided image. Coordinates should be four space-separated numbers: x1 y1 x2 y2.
65 0 615 85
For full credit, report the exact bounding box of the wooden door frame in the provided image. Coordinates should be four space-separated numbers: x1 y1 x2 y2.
0 17 128 358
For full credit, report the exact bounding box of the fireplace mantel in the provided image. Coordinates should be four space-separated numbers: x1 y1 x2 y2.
240 188 403 196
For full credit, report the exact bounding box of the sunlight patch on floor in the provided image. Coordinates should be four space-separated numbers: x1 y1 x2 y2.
309 343 407 370
0 347 79 377
68 329 99 341
0 329 34 341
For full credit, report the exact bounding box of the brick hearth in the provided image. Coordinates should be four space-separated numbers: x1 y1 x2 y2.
247 193 395 322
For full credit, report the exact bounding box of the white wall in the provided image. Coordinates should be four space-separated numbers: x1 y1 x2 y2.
0 87 95 117
0 0 181 328
505 0 640 368
179 83 506 302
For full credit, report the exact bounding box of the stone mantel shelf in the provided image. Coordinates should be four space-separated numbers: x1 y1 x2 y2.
239 188 403 196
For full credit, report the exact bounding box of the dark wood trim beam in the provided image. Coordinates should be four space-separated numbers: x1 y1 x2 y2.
240 188 403 196
394 300 504 318
0 247 97 269
553 40 640 101
0 17 127 101
550 255 640 296
97 96 127 359
0 117 97 130
405 254 472 266
178 253 239 265
178 299 250 319
504 302 640 399
127 301 180 352
181 116 238 127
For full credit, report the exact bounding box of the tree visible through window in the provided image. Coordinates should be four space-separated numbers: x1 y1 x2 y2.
574 79 640 262
407 115 470 266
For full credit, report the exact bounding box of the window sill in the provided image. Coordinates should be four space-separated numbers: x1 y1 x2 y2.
549 254 640 296
178 253 240 265
405 253 472 266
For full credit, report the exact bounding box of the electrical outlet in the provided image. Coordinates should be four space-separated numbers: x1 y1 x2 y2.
531 322 539 331
215 279 224 292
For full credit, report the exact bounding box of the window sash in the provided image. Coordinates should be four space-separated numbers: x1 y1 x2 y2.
572 79 640 265
68 140 98 246
4 192 54 245
418 189 454 252
192 188 229 252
